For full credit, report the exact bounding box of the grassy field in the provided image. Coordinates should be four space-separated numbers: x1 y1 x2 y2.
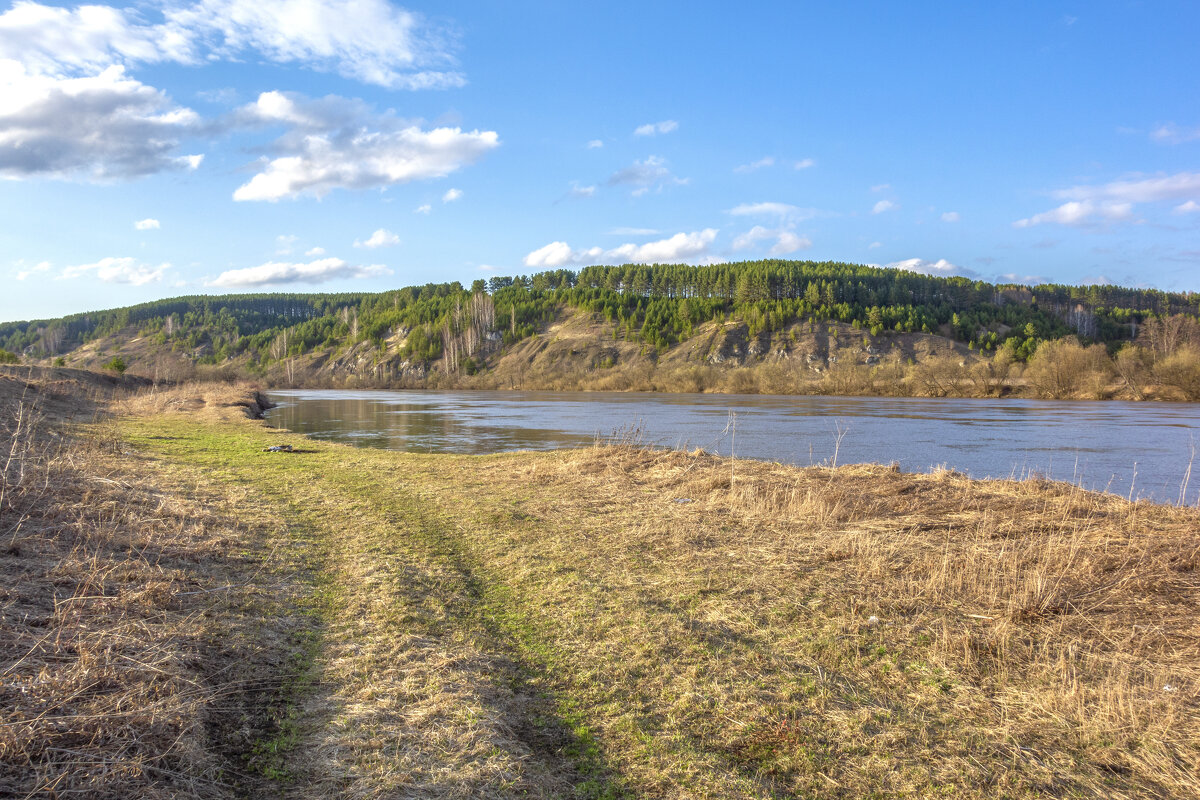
3 375 1199 798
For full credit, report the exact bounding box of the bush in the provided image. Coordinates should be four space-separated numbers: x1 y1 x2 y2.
1153 345 1200 400
1024 338 1110 399
0 348 19 364
103 356 127 373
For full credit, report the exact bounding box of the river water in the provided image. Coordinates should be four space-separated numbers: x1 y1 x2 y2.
264 390 1200 505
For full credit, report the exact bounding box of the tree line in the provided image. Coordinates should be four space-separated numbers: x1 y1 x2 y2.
3 261 1198 377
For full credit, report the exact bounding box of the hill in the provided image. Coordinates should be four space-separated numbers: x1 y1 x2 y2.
3 260 1199 399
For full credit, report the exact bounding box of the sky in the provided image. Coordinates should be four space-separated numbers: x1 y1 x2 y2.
2 0 1199 322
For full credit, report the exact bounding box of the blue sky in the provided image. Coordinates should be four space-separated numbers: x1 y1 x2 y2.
2 0 1199 322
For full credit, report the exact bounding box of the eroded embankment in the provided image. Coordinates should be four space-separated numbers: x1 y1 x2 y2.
4 381 1199 799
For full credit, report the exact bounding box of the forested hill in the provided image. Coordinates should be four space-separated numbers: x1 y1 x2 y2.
3 260 1199 395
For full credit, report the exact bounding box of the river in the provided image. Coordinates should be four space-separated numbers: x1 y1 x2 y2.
264 390 1200 505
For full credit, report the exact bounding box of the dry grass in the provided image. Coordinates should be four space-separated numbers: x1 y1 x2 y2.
8 377 1198 798
396 445 1200 798
0 375 309 798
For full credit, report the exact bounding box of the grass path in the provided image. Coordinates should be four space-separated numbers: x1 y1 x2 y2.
116 392 1200 799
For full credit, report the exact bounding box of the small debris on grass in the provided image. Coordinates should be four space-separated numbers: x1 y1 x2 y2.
263 444 294 453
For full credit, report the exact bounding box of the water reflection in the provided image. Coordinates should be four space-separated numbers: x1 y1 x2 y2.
264 390 1200 504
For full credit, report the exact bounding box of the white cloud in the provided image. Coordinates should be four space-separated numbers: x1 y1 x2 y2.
886 258 977 279
998 272 1049 286
414 203 431 214
732 225 810 255
608 229 716 263
941 211 960 222
232 91 498 201
607 227 659 236
1013 200 1132 228
586 139 603 149
524 229 718 268
134 218 160 230
0 0 463 90
633 119 677 137
1054 171 1200 204
734 156 774 173
14 260 51 280
564 182 595 199
1175 200 1200 214
0 63 203 180
607 155 684 195
208 257 389 287
354 228 399 248
727 202 818 222
1151 124 1200 145
872 199 896 214
305 246 325 256
0 2 187 77
524 241 580 269
61 256 168 285
868 241 882 249
871 183 891 192
441 187 462 203
1015 171 1200 227
168 0 463 89
794 158 815 170
275 233 297 254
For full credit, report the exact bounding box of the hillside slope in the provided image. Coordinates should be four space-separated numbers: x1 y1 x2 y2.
3 260 1199 398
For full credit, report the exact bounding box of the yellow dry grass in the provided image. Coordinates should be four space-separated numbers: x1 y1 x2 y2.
5 377 1198 798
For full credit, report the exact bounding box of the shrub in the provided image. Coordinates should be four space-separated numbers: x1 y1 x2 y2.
0 348 19 364
103 356 127 373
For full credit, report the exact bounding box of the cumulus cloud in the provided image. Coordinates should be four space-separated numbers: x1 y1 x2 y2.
60 256 168 284
1013 200 1132 228
208 257 390 287
734 156 774 173
305 246 325 256
732 225 811 256
134 218 160 230
354 228 399 248
794 158 815 169
941 211 960 222
868 241 882 249
0 2 188 76
232 91 498 201
414 203 431 214
872 199 896 214
586 139 603 149
441 187 462 202
1015 171 1200 227
607 155 684 196
275 233 297 254
633 119 677 136
0 63 203 180
1150 123 1200 145
885 258 977 279
1175 200 1200 214
524 229 718 268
